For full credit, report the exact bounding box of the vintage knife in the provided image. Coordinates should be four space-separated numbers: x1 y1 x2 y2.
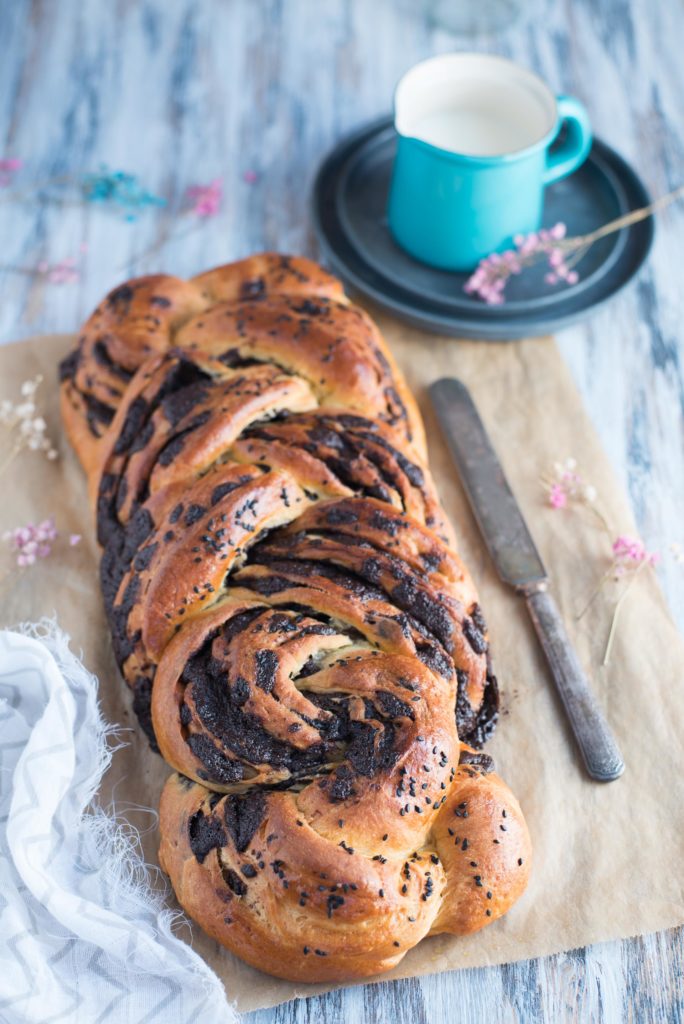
430 377 624 783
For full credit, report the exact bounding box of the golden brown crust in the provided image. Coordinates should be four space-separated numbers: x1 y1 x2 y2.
58 252 424 476
158 750 530 983
174 295 426 459
190 252 347 306
60 252 530 983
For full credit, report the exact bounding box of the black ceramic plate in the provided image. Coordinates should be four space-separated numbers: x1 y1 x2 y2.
312 117 654 339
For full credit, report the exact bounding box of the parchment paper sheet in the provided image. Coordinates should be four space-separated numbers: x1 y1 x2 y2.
1 323 682 1013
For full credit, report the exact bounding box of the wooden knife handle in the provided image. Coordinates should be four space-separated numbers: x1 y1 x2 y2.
524 585 625 782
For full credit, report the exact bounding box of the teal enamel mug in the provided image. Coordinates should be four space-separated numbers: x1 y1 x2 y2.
387 53 592 271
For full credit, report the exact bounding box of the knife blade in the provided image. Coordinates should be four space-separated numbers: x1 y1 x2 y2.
430 377 624 783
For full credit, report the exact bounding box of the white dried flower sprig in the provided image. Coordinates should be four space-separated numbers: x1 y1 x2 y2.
540 457 609 532
0 375 59 473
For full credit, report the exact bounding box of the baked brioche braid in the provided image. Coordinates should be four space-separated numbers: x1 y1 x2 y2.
59 253 530 983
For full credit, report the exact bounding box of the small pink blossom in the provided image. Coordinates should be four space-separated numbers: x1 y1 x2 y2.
612 534 659 572
47 258 80 284
69 534 82 546
242 169 258 184
543 457 598 512
3 517 58 567
185 179 222 218
34 257 81 285
0 157 22 187
549 483 568 509
464 222 579 305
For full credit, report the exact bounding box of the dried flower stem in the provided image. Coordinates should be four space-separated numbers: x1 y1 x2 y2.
0 174 73 202
0 439 22 477
576 565 614 620
561 184 684 253
602 560 649 666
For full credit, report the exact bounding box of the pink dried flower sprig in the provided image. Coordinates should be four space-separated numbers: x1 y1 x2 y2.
542 458 661 664
611 535 659 575
35 256 81 284
185 178 223 218
600 534 660 664
464 184 684 305
0 247 85 286
4 517 58 567
465 223 575 305
0 157 22 187
2 517 81 569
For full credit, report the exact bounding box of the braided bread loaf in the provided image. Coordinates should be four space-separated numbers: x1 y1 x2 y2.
59 253 530 983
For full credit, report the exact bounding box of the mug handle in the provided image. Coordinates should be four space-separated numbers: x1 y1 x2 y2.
543 95 592 186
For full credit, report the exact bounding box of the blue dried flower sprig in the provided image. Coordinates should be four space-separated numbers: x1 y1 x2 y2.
81 167 166 221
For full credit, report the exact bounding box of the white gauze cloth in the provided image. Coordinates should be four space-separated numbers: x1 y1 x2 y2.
0 621 236 1024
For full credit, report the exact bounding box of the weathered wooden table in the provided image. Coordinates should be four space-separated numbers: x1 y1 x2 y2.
1 1 682 1019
